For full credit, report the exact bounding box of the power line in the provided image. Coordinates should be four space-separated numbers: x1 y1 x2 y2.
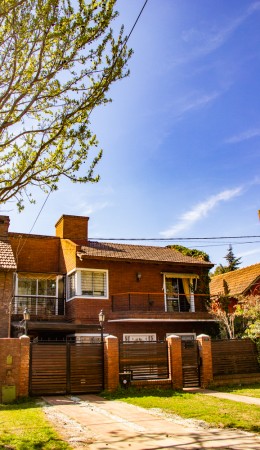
89 235 260 242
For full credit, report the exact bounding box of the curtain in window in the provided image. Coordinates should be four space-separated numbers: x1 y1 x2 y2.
182 278 191 303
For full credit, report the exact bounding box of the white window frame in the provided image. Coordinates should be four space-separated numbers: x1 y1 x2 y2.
67 268 109 301
123 333 156 342
166 332 196 341
14 273 60 314
162 273 198 312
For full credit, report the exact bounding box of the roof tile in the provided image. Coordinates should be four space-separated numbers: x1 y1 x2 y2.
78 241 213 265
210 263 260 296
0 240 17 270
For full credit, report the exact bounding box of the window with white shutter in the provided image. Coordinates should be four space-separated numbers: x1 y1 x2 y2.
67 269 108 300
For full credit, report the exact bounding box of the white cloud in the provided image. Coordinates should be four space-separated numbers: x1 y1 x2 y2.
224 127 260 144
175 91 221 117
174 2 260 65
160 187 243 237
237 247 260 258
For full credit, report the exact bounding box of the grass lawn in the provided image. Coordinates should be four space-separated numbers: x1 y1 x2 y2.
103 387 260 433
210 383 260 398
0 398 71 450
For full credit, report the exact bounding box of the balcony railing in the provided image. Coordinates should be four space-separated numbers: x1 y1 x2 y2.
12 296 65 317
111 292 210 313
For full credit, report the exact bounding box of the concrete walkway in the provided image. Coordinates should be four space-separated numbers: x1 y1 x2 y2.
184 388 260 406
42 392 260 450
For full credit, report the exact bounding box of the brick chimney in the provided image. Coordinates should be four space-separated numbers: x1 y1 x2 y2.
0 216 10 241
55 215 89 241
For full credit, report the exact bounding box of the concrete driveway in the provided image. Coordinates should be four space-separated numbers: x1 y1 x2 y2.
42 394 260 449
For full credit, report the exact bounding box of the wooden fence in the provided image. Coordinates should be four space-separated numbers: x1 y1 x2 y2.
211 339 260 376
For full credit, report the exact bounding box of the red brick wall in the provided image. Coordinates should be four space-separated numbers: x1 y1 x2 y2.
0 337 30 401
65 258 213 339
10 234 61 273
0 272 13 338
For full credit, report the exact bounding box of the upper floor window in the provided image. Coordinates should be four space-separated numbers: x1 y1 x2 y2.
67 269 108 300
162 272 198 312
14 273 64 315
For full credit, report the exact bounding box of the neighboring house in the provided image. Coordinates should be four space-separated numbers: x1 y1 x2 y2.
210 263 260 300
0 217 17 338
1 214 218 341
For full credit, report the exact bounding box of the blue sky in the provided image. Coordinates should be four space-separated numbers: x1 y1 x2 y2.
5 0 260 269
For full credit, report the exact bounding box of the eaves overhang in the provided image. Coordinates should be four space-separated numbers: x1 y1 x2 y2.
108 318 217 323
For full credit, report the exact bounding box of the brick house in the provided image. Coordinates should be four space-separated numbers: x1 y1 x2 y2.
210 263 260 300
1 214 218 341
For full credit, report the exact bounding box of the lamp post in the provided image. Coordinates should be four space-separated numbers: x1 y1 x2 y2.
98 309 105 342
23 307 30 336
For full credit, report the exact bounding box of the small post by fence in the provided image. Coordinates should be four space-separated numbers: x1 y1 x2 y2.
167 335 183 389
197 334 213 388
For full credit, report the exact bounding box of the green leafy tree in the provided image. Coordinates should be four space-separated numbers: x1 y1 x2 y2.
211 245 242 276
0 0 132 210
167 245 210 262
236 295 260 339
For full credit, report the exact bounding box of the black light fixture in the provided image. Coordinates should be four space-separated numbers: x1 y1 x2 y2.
136 272 142 282
98 309 105 342
23 307 30 336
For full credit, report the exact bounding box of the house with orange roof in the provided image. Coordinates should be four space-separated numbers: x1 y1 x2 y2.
210 263 260 299
1 214 219 342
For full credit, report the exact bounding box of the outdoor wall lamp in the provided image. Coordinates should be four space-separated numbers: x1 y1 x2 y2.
98 309 105 342
23 307 30 336
136 272 142 282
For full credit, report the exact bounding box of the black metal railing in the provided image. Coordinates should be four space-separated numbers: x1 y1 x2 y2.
111 292 208 313
12 296 65 316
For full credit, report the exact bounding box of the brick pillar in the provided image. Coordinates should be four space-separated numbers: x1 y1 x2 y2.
19 336 30 397
104 335 119 391
197 334 213 388
167 335 183 389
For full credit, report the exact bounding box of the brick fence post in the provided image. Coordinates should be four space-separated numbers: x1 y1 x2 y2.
19 335 30 397
167 335 183 389
104 335 119 391
196 334 213 388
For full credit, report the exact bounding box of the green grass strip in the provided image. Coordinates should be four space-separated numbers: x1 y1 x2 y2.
0 398 71 450
103 388 260 433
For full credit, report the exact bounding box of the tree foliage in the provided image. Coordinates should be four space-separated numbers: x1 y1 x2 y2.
208 296 237 339
211 245 242 277
208 293 260 342
167 244 210 262
0 0 132 210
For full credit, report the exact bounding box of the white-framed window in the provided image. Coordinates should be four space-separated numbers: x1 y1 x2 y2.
14 273 63 315
67 269 108 300
166 333 196 341
162 272 198 313
123 333 156 342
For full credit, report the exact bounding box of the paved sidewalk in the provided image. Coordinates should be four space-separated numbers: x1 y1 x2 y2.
184 388 260 406
42 393 260 449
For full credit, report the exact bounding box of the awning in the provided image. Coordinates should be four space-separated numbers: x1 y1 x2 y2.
161 272 199 279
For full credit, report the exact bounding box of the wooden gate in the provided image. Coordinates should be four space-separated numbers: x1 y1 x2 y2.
182 340 200 388
30 342 104 395
119 341 169 380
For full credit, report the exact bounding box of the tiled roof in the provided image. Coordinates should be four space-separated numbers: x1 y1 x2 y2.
78 241 213 266
210 263 260 296
0 240 17 270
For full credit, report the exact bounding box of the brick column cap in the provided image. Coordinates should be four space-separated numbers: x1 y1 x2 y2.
197 334 211 340
19 335 30 341
167 334 181 340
